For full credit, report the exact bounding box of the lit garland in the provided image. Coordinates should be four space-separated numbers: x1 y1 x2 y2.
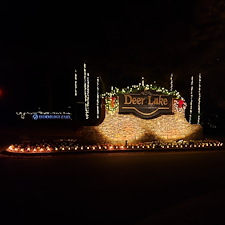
5 139 224 154
101 83 182 113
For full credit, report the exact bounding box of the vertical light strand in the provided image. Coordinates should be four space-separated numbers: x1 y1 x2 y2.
170 73 173 91
141 77 145 86
86 72 90 119
74 69 78 96
84 63 86 104
97 76 100 119
197 73 201 124
84 63 88 119
189 76 194 123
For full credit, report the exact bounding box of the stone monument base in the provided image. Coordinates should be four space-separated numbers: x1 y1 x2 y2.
77 110 203 145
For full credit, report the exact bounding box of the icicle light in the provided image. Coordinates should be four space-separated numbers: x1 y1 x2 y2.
86 72 90 119
197 73 201 124
97 76 100 119
84 63 89 119
189 76 194 124
74 69 78 96
84 63 87 116
170 74 173 91
141 77 145 86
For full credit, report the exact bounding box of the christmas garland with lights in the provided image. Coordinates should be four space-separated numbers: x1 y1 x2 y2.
101 83 183 113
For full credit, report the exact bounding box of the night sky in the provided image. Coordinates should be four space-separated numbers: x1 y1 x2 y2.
1 0 225 130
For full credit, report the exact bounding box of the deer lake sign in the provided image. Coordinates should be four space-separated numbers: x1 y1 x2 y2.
119 91 174 119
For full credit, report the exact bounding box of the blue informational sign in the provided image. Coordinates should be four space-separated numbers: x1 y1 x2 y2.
32 113 72 120
16 111 72 120
32 114 39 120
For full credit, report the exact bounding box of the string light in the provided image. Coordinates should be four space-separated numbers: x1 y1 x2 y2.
84 63 89 120
170 74 173 91
97 76 100 119
74 69 78 97
84 63 87 113
189 76 194 123
197 73 201 124
141 77 145 86
87 72 90 118
5 139 223 154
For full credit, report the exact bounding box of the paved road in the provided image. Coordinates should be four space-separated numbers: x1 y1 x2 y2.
1 150 225 225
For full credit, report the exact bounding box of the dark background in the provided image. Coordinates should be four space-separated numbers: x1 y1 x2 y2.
1 150 225 225
0 0 225 134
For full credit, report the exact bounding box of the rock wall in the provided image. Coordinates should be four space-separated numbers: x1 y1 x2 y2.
77 110 203 145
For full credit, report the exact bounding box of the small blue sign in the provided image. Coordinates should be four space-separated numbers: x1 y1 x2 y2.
32 114 38 120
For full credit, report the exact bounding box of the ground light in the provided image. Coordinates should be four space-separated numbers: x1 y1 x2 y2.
4 139 224 154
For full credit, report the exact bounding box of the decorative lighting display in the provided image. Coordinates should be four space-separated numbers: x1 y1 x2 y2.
87 72 90 117
10 74 214 155
74 69 78 97
97 76 100 119
189 76 194 123
102 83 182 113
84 63 90 119
173 98 187 113
78 80 205 145
170 73 173 91
5 139 224 154
91 109 203 144
141 77 145 86
197 73 201 124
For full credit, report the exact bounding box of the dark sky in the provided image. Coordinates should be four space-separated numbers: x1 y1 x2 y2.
1 0 225 125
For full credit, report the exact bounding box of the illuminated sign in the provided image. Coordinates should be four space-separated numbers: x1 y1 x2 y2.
16 111 72 120
119 91 174 119
32 113 71 120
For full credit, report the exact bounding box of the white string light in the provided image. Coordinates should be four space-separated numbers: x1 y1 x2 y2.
74 69 78 96
84 63 89 119
141 77 145 86
84 63 87 114
197 73 201 124
86 72 90 119
97 76 100 119
189 76 194 124
170 73 173 91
